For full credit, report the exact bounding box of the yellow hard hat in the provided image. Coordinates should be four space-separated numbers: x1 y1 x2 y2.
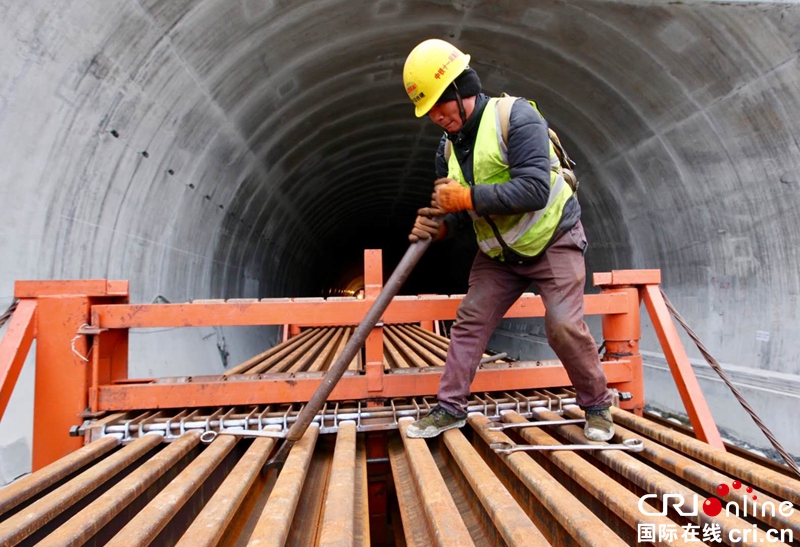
403 39 471 117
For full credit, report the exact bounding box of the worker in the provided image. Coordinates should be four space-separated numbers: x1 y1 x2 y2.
403 39 614 441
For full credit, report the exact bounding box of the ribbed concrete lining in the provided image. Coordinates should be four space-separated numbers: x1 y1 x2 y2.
1 0 799 467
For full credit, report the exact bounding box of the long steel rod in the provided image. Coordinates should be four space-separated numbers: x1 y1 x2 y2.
246 424 320 547
37 432 200 547
0 436 119 517
266 239 432 470
441 427 549 546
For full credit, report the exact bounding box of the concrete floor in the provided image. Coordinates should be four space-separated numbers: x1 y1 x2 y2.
1 0 799 479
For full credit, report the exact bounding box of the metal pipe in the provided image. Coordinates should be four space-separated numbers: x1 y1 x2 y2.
37 432 201 547
318 421 358 547
0 435 119 517
266 238 433 470
0 433 162 546
398 418 476 546
246 424 320 547
441 426 549 546
106 434 238 547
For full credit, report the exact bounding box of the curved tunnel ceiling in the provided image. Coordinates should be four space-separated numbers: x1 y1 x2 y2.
1 0 799 377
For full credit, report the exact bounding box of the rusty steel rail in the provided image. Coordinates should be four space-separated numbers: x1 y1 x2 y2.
610 406 800 506
318 421 358 547
0 435 119 517
563 406 800 536
106 434 238 546
525 408 792 547
469 413 633 547
0 433 161 545
37 432 201 547
246 425 320 546
398 418 475 546
4 400 797 546
440 425 549 546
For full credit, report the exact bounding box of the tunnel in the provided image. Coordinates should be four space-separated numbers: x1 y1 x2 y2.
1 0 799 478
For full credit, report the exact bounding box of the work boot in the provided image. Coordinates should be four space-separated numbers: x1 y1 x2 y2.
405 405 467 439
584 406 615 442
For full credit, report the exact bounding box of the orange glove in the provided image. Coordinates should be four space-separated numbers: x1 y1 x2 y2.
409 208 446 242
435 181 473 212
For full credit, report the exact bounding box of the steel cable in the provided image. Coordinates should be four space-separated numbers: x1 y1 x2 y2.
661 288 800 479
0 299 18 330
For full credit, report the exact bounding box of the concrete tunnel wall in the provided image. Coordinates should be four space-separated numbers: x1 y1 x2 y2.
1 0 799 479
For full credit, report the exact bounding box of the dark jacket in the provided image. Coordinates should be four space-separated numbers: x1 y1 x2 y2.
436 93 580 253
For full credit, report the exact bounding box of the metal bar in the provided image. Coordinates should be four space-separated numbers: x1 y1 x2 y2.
0 435 119 518
246 425 320 547
95 362 629 410
286 327 340 373
382 331 408 369
224 328 317 376
268 328 330 374
395 324 447 362
500 412 702 547
398 418 475 546
0 299 36 421
15 279 129 298
247 328 325 375
388 435 435 547
106 434 238 547
641 285 724 448
384 327 431 368
0 434 162 546
610 407 800 506
309 327 345 372
33 296 93 469
561 407 800 536
37 432 200 547
318 421 357 547
529 407 781 547
91 292 630 329
266 240 432 470
175 436 278 546
354 435 370 546
390 325 443 366
441 426 549 546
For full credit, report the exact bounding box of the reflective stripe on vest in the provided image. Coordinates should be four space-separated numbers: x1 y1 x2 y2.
447 97 573 260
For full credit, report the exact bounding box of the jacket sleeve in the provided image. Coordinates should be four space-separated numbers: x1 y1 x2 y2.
471 99 551 215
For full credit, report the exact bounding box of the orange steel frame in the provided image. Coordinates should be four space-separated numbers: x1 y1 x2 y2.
0 251 724 470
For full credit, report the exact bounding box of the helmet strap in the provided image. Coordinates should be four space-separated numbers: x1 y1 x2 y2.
451 81 468 127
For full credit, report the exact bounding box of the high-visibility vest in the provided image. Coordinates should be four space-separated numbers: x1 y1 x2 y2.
446 97 572 260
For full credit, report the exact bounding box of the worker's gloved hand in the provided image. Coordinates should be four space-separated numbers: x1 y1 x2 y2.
409 209 445 243
434 181 473 213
